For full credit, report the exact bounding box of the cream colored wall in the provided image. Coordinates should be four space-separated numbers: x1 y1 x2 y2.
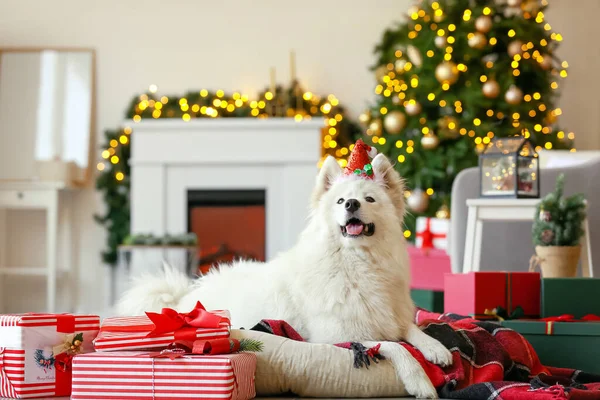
0 0 597 314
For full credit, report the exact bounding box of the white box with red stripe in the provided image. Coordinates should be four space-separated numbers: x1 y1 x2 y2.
0 314 100 398
71 351 256 400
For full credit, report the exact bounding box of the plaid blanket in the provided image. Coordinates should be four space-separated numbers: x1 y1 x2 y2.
251 309 600 399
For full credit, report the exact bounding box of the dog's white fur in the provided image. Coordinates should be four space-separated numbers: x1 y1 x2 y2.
117 154 452 398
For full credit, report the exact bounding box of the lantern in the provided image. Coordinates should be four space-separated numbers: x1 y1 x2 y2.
479 137 540 198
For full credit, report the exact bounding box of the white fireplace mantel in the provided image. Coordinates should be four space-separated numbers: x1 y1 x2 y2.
129 118 324 261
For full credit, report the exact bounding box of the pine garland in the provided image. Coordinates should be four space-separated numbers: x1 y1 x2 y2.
532 174 586 247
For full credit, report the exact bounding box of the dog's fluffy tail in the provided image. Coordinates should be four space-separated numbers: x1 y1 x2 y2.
115 263 193 316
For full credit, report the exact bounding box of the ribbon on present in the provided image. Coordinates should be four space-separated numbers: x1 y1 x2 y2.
482 305 525 321
416 218 447 251
144 301 229 341
52 332 84 372
541 314 600 335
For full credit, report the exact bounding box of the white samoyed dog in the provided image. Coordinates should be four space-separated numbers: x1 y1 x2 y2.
116 152 452 398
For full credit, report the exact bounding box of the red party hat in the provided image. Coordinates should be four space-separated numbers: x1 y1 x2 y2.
344 139 377 179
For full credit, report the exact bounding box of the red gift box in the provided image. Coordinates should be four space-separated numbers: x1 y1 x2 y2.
71 351 256 400
0 313 100 399
444 272 541 318
408 246 452 291
94 302 231 352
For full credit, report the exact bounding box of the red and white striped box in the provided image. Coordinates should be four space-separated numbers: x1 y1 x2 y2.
94 310 231 352
71 351 257 400
0 313 100 398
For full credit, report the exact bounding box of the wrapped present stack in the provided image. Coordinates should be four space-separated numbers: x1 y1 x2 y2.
0 302 257 399
409 216 451 313
443 271 600 374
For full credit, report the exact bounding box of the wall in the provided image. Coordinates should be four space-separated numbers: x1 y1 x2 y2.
0 0 598 314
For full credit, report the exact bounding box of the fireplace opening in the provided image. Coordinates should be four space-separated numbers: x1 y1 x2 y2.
187 189 266 275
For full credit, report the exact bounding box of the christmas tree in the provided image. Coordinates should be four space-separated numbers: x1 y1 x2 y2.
362 0 574 239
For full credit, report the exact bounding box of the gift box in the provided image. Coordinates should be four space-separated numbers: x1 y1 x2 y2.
411 289 444 313
0 313 100 399
71 351 257 400
94 302 231 352
444 272 541 319
415 217 449 251
501 320 600 374
542 278 600 318
408 246 451 291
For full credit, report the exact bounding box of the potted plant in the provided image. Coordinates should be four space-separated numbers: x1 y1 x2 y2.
530 174 587 277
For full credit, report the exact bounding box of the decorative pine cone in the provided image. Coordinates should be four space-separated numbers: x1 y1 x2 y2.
540 229 555 245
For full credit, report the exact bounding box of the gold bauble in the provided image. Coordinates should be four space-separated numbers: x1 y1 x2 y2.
392 96 401 105
369 119 383 135
407 189 430 213
74 340 82 346
482 80 501 98
545 112 557 124
375 65 388 82
407 45 423 67
436 204 451 219
435 61 459 85
383 111 407 134
434 36 447 49
475 15 493 33
421 133 440 150
405 101 422 116
358 111 371 126
437 116 460 139
468 32 488 49
505 85 524 105
539 55 553 70
507 40 524 58
507 0 522 6
395 59 407 73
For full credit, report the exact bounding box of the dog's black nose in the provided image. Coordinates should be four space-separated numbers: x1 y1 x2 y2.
345 198 361 213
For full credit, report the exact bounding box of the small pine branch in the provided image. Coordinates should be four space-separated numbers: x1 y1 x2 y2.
239 338 264 352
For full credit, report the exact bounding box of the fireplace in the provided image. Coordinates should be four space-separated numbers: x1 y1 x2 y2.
129 118 322 273
187 189 266 274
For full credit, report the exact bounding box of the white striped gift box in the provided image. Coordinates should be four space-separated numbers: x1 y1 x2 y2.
0 313 100 399
71 351 257 400
93 310 231 352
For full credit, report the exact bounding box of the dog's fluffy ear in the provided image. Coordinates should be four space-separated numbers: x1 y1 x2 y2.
311 156 341 208
372 153 406 217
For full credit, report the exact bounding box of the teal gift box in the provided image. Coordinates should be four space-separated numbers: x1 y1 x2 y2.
542 278 600 318
501 320 600 374
411 289 444 313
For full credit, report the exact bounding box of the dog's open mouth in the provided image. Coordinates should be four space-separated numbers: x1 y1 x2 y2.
340 218 375 237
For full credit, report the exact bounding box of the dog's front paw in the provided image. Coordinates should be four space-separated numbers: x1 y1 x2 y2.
420 340 453 367
403 371 438 399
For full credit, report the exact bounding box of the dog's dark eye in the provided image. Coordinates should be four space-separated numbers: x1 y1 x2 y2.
365 196 375 203
337 198 344 204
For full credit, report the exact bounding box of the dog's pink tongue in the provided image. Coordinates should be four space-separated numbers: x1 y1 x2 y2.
346 224 364 236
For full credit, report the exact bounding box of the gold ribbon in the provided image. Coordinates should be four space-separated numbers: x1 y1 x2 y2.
52 333 84 358
484 308 505 321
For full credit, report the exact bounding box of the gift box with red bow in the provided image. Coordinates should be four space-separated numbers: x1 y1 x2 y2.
0 313 100 399
444 272 541 319
71 350 256 400
93 302 231 352
502 316 600 374
415 217 449 251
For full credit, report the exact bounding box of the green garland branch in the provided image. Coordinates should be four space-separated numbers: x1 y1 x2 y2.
95 84 361 265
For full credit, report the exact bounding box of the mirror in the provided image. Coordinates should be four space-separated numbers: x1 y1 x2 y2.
0 48 95 186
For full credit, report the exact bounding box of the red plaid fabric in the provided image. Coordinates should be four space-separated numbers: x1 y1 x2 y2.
250 309 600 399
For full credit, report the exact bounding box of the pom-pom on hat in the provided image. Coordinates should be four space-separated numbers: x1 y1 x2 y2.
344 139 378 179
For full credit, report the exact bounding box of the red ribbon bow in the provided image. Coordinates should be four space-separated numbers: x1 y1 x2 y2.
416 218 446 250
145 301 229 341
